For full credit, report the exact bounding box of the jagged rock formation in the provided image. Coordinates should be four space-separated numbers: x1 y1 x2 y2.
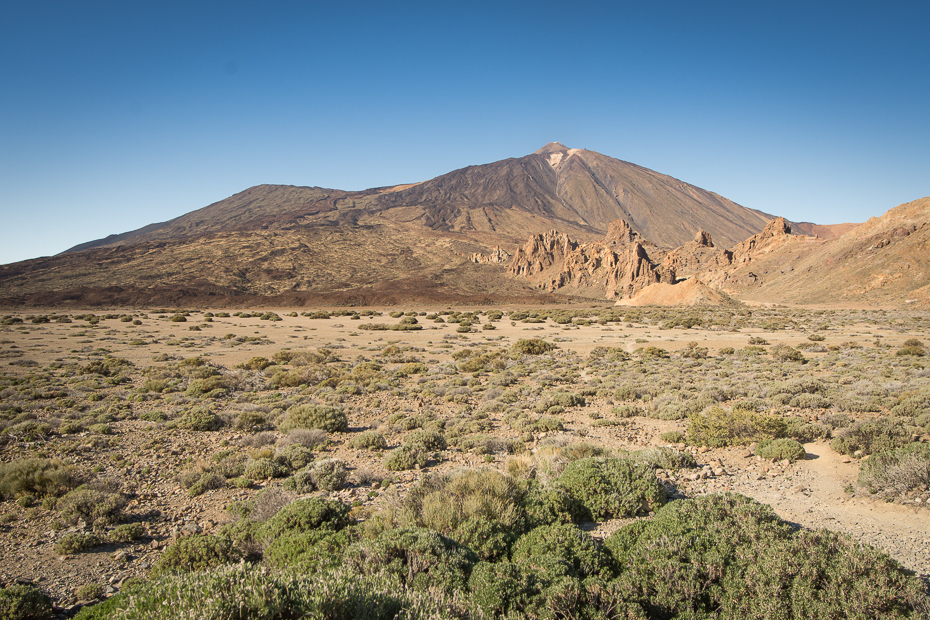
660 229 733 279
469 247 512 264
508 220 674 299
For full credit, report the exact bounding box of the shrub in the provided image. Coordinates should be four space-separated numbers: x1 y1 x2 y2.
623 447 696 470
261 497 352 540
512 339 555 355
858 443 930 496
75 582 105 601
0 458 81 499
395 469 525 536
605 492 929 618
243 458 287 480
556 457 666 521
830 417 914 456
468 561 533 617
279 404 348 433
175 406 222 431
55 532 103 554
405 429 447 452
306 459 348 491
755 438 806 462
511 523 610 579
384 445 428 471
274 444 314 471
350 430 387 451
58 487 127 526
687 406 787 447
151 535 241 576
188 472 225 497
345 527 478 593
660 430 686 444
0 584 52 620
110 522 146 543
73 563 471 620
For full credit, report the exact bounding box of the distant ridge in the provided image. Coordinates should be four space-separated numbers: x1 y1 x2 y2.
8 143 915 308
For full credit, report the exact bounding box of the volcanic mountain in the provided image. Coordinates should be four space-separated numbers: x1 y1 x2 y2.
0 142 867 307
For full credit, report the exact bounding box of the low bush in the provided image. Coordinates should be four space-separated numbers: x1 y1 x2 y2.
345 527 478 593
0 583 53 620
306 459 348 491
830 417 914 456
606 493 927 618
349 430 388 451
151 534 241 576
755 438 806 462
687 406 787 447
556 457 666 521
261 497 352 540
55 532 103 554
279 404 348 433
511 522 611 579
58 486 127 526
858 443 930 497
175 406 223 431
384 445 429 471
0 458 81 499
512 339 555 355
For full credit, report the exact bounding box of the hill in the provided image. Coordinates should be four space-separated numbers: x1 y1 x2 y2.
1 144 784 306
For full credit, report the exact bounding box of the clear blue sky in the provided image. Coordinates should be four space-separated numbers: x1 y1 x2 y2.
1 1 928 265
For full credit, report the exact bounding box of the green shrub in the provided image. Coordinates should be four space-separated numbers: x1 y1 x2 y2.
512 338 555 355
830 417 914 456
384 445 429 471
58 487 127 526
72 563 471 620
405 429 447 452
188 472 225 497
263 529 355 572
511 523 610 579
755 438 806 462
688 406 787 447
604 492 928 618
261 497 352 540
0 583 53 620
75 582 105 601
243 458 287 480
55 532 103 554
556 457 666 521
394 469 525 536
306 459 348 491
468 561 533 617
274 444 314 471
152 534 241 576
0 458 81 499
279 404 348 433
175 406 223 431
858 443 930 496
660 430 686 444
345 527 478 593
350 430 388 451
623 447 696 470
110 522 146 543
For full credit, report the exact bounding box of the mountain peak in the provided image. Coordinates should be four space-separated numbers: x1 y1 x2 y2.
534 142 572 155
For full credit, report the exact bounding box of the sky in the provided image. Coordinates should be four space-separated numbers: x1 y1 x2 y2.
1 1 928 265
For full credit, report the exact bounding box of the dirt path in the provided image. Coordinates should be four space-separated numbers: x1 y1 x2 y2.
691 441 930 582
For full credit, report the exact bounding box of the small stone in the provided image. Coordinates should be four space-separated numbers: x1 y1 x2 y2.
841 457 852 463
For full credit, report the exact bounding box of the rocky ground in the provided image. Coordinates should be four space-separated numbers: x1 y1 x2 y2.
0 304 928 612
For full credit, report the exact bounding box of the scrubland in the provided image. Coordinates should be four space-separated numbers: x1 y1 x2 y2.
0 305 928 619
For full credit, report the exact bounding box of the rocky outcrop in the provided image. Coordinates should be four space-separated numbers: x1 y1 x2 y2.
509 231 578 277
469 247 512 264
508 220 673 299
661 230 733 279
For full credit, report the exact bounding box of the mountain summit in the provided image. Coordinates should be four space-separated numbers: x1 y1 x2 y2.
0 143 854 306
